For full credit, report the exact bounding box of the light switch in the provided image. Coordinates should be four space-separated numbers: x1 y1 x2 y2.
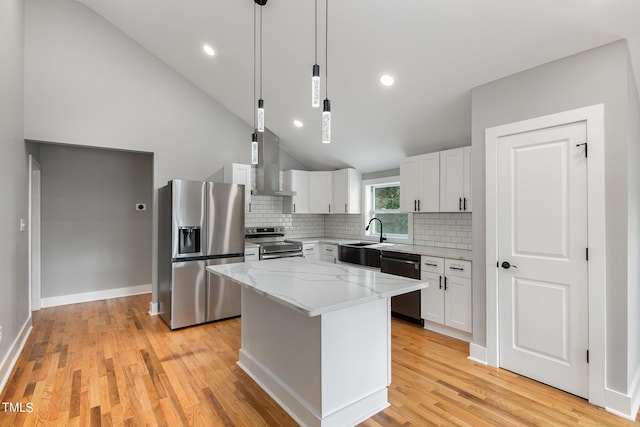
20 218 26 232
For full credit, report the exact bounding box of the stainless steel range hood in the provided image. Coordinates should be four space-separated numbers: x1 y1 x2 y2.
251 129 296 197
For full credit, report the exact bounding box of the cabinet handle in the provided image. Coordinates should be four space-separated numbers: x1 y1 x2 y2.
450 266 464 271
444 276 448 291
249 202 252 213
424 262 438 267
417 199 421 211
439 276 442 289
459 197 462 211
293 203 296 213
329 204 331 213
414 200 417 211
463 197 467 211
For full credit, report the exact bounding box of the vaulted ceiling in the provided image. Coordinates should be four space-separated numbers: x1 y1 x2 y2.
76 0 640 173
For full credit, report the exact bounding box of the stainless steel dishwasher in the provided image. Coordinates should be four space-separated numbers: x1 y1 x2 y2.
380 251 424 326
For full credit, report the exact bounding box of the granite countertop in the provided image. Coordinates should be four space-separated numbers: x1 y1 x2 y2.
206 258 428 317
294 237 472 261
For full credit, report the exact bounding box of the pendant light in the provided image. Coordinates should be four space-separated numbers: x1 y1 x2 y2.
321 0 331 144
251 1 267 164
311 0 320 108
256 0 266 132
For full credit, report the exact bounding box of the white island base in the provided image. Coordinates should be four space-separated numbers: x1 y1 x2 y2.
238 287 391 427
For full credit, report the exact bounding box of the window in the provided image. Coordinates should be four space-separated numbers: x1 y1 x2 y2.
363 177 412 242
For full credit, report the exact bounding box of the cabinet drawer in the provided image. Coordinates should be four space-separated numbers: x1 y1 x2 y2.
320 244 337 255
444 259 471 278
421 256 444 274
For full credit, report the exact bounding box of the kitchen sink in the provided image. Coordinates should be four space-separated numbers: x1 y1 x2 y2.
338 244 381 267
343 242 377 247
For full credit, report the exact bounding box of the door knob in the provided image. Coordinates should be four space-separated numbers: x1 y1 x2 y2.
500 261 518 269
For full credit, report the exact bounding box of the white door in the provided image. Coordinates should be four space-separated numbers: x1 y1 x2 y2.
497 122 589 398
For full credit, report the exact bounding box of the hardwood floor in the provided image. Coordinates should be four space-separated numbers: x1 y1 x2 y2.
1 294 637 426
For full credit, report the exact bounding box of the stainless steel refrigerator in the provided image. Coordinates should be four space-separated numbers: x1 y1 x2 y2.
158 180 245 329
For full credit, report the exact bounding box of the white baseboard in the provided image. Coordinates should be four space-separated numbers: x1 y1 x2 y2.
41 284 151 308
148 301 160 316
605 380 640 421
423 321 472 342
0 317 33 395
468 343 488 364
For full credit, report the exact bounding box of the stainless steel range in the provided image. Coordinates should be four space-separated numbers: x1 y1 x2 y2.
245 226 303 260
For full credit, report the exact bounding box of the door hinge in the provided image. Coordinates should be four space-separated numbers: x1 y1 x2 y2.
586 247 589 261
587 350 590 363
576 142 588 157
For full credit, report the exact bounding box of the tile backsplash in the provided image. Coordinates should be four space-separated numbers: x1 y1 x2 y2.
243 170 471 250
413 212 472 250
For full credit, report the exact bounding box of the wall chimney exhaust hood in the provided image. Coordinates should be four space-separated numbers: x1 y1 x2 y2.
251 129 296 197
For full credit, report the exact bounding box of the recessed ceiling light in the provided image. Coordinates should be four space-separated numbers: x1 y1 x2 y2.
293 120 303 128
380 74 394 86
202 44 215 57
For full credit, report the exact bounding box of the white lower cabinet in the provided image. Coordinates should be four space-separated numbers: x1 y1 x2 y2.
420 256 472 333
244 245 259 262
303 243 319 261
319 243 338 263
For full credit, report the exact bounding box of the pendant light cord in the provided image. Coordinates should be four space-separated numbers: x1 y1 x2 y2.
325 0 328 98
253 3 256 129
259 6 263 100
314 0 318 64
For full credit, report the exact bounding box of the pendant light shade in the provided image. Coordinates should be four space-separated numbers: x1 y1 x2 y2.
312 64 320 108
257 98 265 132
322 99 331 144
251 132 259 165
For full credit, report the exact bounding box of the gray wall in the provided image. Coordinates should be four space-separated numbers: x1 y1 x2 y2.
0 0 29 386
23 0 307 306
471 40 637 393
39 144 153 298
627 55 640 389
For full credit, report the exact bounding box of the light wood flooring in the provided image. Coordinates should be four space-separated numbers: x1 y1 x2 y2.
1 294 638 426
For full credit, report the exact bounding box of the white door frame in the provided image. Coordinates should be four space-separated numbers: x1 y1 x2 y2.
28 155 42 312
485 104 606 406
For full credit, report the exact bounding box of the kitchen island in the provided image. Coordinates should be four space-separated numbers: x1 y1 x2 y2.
206 258 428 427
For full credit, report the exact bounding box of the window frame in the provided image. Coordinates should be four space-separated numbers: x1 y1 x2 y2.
362 176 413 244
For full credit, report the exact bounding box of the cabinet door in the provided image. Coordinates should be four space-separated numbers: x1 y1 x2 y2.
420 271 444 324
303 243 319 261
287 170 310 213
418 152 440 212
444 275 472 332
309 171 333 213
463 146 472 212
400 157 420 212
439 148 465 212
333 168 362 214
225 163 252 212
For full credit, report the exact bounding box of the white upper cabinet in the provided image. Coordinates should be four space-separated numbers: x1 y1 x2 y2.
400 152 439 213
333 168 362 214
283 170 310 214
309 171 334 214
439 147 472 212
220 163 252 212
